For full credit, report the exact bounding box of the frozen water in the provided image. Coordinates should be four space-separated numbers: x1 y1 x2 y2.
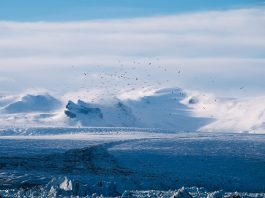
0 129 264 197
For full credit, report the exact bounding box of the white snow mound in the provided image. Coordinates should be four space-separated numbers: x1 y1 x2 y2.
2 94 61 113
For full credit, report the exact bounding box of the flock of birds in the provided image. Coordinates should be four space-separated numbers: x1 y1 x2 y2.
70 59 182 102
68 59 245 111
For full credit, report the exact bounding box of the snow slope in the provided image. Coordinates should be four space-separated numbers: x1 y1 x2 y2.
64 99 138 128
62 87 265 133
61 88 210 131
2 94 61 113
183 92 265 133
0 87 264 133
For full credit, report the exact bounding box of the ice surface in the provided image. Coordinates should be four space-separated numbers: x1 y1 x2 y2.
0 130 264 197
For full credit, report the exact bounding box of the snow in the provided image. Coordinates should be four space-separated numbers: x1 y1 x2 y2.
172 187 193 198
0 87 264 133
59 177 73 191
2 94 61 113
183 92 265 133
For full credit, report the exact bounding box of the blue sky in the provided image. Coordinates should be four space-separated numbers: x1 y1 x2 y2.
0 0 264 21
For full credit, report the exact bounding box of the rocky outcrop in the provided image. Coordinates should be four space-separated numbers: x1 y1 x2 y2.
64 100 103 119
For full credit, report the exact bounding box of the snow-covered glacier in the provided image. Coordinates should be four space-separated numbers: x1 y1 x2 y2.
0 87 264 133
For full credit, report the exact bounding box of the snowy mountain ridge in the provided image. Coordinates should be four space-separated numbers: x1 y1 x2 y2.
0 87 264 133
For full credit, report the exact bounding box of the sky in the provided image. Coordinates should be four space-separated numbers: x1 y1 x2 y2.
0 0 264 98
0 0 264 21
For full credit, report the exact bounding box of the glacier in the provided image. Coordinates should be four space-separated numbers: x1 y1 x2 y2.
0 130 264 197
0 87 264 133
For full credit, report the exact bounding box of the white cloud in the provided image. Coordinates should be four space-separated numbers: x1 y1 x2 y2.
0 76 15 83
0 8 264 96
0 8 264 62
